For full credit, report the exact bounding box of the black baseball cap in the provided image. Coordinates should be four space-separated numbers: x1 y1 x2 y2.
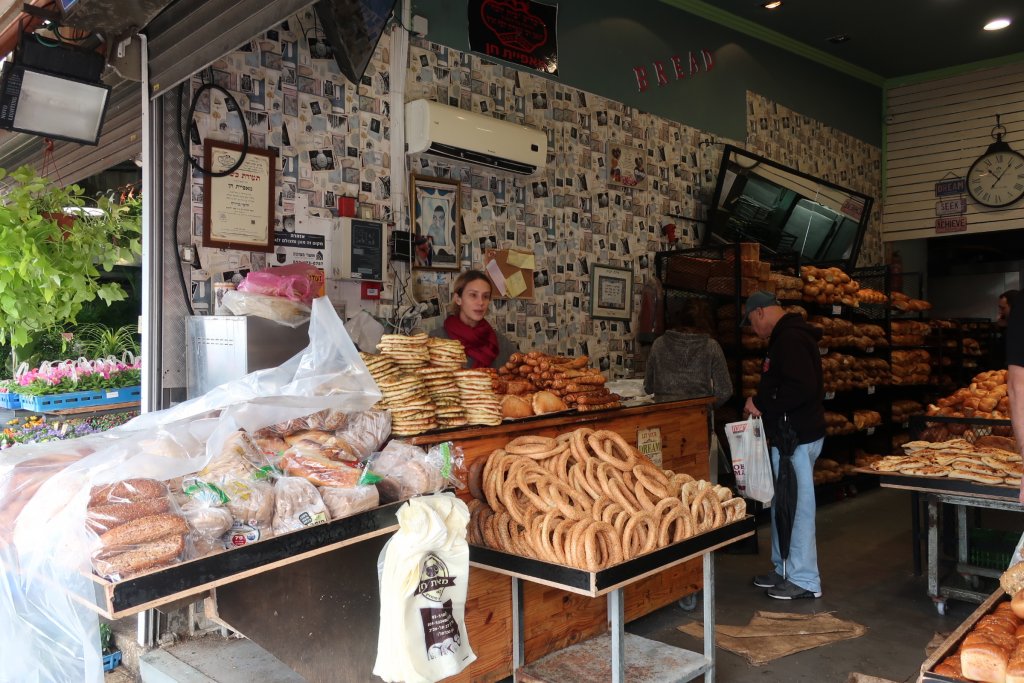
741 290 780 326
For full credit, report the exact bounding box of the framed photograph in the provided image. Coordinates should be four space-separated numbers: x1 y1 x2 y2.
606 141 647 189
202 140 276 252
410 174 460 270
590 263 633 320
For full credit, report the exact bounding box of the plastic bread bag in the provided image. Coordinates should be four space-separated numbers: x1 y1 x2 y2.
87 478 191 582
236 263 320 305
336 409 392 460
319 485 380 520
272 476 330 535
198 428 270 483
221 289 312 327
180 480 234 557
220 468 277 549
278 442 381 489
373 493 475 682
425 442 466 490
368 441 446 504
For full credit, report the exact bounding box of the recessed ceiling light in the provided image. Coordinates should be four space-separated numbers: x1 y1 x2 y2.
984 18 1011 31
827 34 851 44
762 1 782 9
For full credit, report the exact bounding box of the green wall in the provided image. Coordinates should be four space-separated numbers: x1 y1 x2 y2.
413 0 882 146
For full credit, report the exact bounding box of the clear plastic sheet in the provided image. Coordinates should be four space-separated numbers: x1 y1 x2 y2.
221 290 312 327
0 298 380 683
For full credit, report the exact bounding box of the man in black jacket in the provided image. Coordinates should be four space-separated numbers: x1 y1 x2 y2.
742 291 827 599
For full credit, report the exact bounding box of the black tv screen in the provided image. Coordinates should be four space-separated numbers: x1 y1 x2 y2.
314 0 398 85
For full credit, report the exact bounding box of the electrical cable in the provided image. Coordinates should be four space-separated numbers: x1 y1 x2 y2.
171 83 195 317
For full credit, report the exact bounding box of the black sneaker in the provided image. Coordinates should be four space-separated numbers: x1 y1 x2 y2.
752 570 785 588
766 579 822 600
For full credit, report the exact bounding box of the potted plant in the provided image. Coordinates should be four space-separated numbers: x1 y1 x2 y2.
100 622 121 672
0 166 142 372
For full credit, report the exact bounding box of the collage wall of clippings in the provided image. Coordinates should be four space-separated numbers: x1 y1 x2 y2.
185 9 881 379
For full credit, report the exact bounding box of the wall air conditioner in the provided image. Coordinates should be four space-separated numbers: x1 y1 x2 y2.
405 98 545 175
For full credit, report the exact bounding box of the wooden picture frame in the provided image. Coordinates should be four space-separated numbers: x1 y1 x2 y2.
590 263 633 320
410 174 461 271
202 140 276 252
606 140 647 190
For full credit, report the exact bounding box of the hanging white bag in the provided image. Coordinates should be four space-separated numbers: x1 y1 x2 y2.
723 416 754 496
373 493 476 683
743 416 775 504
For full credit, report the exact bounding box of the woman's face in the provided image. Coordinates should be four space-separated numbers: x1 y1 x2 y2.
455 278 492 325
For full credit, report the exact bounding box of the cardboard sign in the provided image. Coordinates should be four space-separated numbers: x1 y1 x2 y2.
637 426 662 467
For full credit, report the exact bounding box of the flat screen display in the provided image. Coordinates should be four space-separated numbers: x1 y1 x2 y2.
314 0 399 85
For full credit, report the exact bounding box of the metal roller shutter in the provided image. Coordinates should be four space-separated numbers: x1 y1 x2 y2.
0 76 141 184
145 0 314 98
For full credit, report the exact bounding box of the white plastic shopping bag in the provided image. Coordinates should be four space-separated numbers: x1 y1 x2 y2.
373 493 476 683
724 416 774 503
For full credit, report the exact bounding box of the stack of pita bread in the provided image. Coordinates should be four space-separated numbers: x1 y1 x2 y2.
375 374 439 436
420 366 467 429
360 352 401 386
426 337 467 370
869 437 1022 487
377 333 430 370
454 369 502 426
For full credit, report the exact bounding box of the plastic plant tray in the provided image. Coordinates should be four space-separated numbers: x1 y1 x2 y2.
18 386 141 412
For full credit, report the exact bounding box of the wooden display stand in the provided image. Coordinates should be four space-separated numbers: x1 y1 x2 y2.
72 398 711 683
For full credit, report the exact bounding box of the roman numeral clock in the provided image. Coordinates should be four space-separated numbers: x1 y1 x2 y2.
967 115 1024 208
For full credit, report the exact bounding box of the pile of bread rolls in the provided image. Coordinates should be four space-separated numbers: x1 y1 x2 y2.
496 352 621 415
855 288 888 305
813 458 849 485
799 266 860 307
891 349 932 386
891 320 931 347
926 369 1010 420
931 564 1024 681
769 272 804 300
891 291 932 312
821 354 890 392
824 411 855 436
853 409 882 430
964 337 983 356
466 429 745 571
808 317 887 350
891 400 925 424
741 358 761 399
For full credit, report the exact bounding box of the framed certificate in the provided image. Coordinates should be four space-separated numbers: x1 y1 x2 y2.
410 174 461 271
202 140 276 252
590 263 633 320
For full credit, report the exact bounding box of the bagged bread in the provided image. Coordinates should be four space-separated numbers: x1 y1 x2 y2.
199 431 266 482
319 485 379 520
373 494 475 682
272 477 329 535
181 480 234 556
335 410 391 460
220 477 275 548
369 442 444 504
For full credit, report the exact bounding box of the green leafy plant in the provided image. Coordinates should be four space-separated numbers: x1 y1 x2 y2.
73 323 140 358
0 166 142 355
99 622 113 654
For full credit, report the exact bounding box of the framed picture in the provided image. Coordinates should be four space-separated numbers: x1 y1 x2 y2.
606 140 647 189
410 174 461 270
202 140 276 252
590 264 633 320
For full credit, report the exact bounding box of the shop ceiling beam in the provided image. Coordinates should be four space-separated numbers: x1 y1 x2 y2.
145 0 314 97
0 0 53 61
657 0 885 87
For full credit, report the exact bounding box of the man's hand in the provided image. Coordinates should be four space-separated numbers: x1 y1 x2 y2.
744 396 762 417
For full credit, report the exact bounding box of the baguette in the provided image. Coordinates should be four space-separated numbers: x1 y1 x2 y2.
87 498 172 534
98 513 189 548
88 478 168 507
93 533 185 579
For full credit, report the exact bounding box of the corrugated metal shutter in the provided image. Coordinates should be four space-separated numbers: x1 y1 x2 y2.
145 0 314 98
0 76 141 184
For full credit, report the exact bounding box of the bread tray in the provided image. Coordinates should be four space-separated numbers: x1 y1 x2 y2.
80 500 403 619
858 468 1021 501
918 589 1006 683
469 515 754 597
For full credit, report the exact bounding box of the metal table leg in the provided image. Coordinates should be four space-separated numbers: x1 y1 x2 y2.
703 551 716 683
927 498 939 600
608 588 625 683
512 577 524 683
911 492 921 576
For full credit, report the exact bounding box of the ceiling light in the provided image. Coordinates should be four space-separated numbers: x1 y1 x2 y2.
984 18 1011 31
827 34 851 44
762 1 782 9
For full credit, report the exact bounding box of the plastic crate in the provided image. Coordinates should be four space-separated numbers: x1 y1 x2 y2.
18 386 141 412
0 392 21 409
969 528 1018 570
102 651 122 672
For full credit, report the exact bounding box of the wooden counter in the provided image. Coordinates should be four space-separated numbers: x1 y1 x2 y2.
409 397 713 683
205 397 713 683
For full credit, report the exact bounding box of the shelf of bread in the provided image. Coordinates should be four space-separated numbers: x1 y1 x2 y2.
920 561 1024 682
464 427 753 596
495 351 622 415
864 434 1022 499
927 370 1011 421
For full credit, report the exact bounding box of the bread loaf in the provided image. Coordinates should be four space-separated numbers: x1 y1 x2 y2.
962 639 1010 683
1014 588 1024 620
501 394 534 419
92 533 185 579
89 478 168 507
98 513 188 548
280 448 363 488
532 391 567 415
87 498 172 534
318 485 379 520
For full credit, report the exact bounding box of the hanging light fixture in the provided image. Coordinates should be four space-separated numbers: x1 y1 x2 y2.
0 27 110 145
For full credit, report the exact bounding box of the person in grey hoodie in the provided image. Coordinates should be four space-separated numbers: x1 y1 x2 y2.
643 298 732 407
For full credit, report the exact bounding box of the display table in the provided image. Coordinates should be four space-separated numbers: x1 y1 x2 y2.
471 517 755 683
874 472 1023 615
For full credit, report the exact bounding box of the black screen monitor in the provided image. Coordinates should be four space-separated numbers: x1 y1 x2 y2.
705 145 873 269
314 0 399 85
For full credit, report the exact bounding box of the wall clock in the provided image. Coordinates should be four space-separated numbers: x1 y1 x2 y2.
967 115 1024 208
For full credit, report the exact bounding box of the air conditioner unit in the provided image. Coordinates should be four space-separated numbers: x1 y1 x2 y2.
405 99 545 175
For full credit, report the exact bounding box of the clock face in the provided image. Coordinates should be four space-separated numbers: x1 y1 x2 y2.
967 150 1024 207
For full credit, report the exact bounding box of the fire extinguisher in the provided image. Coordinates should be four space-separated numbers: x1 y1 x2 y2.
890 251 903 293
